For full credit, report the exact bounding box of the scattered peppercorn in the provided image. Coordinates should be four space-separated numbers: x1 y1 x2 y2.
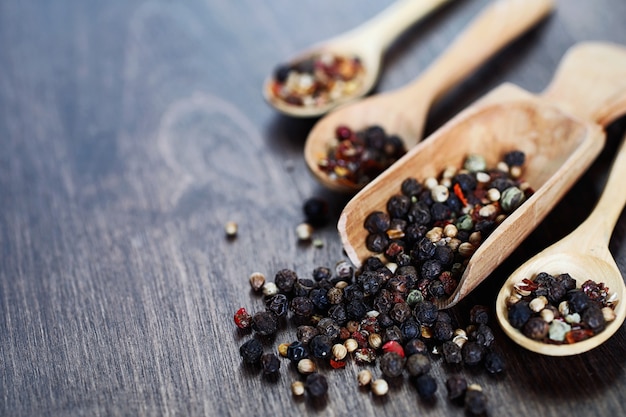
251 311 279 336
465 386 488 415
261 353 281 376
305 373 329 397
234 307 252 330
239 339 263 365
303 197 330 226
379 351 406 378
445 374 468 402
414 374 437 400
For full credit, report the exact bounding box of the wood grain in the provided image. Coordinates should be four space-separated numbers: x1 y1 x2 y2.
1 0 626 416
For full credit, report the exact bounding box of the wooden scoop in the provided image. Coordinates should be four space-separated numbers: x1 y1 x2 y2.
337 42 626 309
495 131 626 356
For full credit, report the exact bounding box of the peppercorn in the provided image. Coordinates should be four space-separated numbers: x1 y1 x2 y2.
413 300 438 326
469 305 490 325
265 294 288 318
328 304 348 326
523 317 550 340
583 304 606 332
309 334 332 359
414 374 437 400
296 325 318 345
251 311 279 336
297 358 317 375
286 341 309 363
483 350 505 374
404 338 428 356
260 353 281 376
470 324 495 349
400 319 420 341
446 374 468 403
234 307 253 330
508 301 532 329
442 341 463 365
568 290 591 313
290 296 314 318
274 268 298 293
504 150 525 166
364 211 390 234
433 320 454 342
239 339 263 364
406 353 431 376
305 373 328 397
371 379 389 396
379 351 406 378
291 381 305 397
303 197 329 226
317 317 341 341
249 272 266 292
461 341 484 366
389 302 412 323
465 386 488 415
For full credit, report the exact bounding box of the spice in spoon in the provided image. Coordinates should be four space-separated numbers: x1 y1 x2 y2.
318 125 407 187
505 272 618 344
361 150 533 302
269 52 365 108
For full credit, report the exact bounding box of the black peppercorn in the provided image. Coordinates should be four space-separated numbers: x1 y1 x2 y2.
366 233 389 253
274 268 298 293
317 317 341 341
239 339 263 364
406 353 431 376
260 353 281 376
568 290 591 313
364 211 390 234
401 178 423 197
469 305 490 325
389 302 412 324
379 351 406 378
507 301 532 329
305 373 328 397
296 325 319 345
522 317 549 340
465 388 488 415
312 266 332 281
504 150 525 166
583 304 606 332
362 256 385 271
346 299 367 321
265 294 289 317
413 300 438 326
310 288 330 312
287 341 309 362
303 197 329 226
484 350 505 374
290 296 315 319
442 341 463 365
358 270 383 296
462 341 484 366
414 374 437 400
446 374 468 402
251 311 279 336
433 320 454 342
400 319 420 341
421 259 443 281
328 304 347 326
309 334 332 359
404 338 428 356
387 194 412 219
470 324 495 349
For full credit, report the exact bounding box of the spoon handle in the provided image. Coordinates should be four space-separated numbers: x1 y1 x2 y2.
338 0 452 53
542 43 626 126
568 133 626 250
406 0 554 102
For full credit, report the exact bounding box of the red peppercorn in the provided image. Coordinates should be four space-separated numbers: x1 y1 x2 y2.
329 359 346 369
234 307 252 329
382 340 405 358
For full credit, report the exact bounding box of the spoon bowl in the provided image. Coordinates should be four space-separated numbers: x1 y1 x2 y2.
338 42 626 309
305 0 555 192
263 0 452 118
496 130 626 356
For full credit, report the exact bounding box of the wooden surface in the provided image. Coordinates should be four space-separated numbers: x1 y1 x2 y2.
2 0 626 416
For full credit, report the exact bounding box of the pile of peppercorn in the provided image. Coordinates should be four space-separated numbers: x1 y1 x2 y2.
362 150 532 303
235 263 502 414
269 52 365 108
506 272 617 343
318 125 406 187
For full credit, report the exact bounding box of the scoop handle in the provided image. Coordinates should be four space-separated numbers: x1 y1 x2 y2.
542 42 626 126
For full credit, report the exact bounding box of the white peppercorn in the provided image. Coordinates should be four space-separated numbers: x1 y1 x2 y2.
357 369 372 387
371 379 389 396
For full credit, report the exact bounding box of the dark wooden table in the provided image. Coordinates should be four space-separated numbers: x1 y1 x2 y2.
2 0 626 416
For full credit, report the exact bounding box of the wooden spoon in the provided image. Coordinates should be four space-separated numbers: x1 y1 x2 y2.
338 42 626 310
263 0 453 118
305 0 554 193
495 131 626 356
